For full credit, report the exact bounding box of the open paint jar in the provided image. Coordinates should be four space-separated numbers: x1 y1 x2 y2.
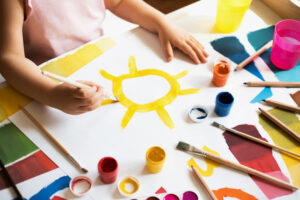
189 106 208 123
128 191 199 200
69 175 92 197
212 59 231 87
118 176 140 197
146 146 166 173
98 156 118 184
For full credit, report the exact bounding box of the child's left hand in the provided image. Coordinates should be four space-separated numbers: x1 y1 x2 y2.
157 21 209 64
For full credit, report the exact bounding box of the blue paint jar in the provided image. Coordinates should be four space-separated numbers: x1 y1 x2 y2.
215 92 234 117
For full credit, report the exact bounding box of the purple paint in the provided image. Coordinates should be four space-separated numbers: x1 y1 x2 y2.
164 194 179 200
182 191 198 200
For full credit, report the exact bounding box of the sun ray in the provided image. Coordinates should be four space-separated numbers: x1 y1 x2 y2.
128 56 137 75
156 107 174 129
101 99 118 106
179 88 200 95
121 106 137 129
173 70 188 79
99 70 116 80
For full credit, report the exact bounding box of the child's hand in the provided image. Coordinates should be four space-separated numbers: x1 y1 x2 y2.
48 81 105 115
157 22 209 64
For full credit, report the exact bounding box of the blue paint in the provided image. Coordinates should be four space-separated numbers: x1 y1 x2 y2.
215 92 234 117
24 176 71 200
210 36 265 81
247 26 300 82
250 87 272 103
189 107 208 121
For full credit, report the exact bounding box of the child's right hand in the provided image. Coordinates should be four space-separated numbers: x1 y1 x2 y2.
48 81 105 115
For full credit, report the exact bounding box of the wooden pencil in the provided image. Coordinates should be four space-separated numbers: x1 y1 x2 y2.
0 160 24 200
235 40 273 71
191 166 217 200
212 122 300 160
244 81 300 88
259 108 300 143
19 106 88 173
263 99 300 114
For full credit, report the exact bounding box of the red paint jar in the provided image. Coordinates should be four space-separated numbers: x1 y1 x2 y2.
97 157 118 184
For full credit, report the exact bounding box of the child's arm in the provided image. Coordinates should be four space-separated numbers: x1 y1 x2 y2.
105 0 208 64
0 0 104 115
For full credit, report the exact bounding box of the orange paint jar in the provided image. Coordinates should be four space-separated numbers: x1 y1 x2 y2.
212 60 231 87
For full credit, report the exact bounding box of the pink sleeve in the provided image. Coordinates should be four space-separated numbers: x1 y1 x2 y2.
24 0 32 21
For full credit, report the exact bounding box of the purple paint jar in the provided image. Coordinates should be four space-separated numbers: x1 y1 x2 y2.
182 191 198 200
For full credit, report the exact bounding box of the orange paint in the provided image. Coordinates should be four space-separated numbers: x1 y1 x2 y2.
212 60 231 87
213 187 258 200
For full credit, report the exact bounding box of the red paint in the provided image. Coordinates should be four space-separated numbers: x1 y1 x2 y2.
97 157 118 184
223 124 292 199
0 150 57 190
50 196 66 200
70 176 92 196
155 186 167 194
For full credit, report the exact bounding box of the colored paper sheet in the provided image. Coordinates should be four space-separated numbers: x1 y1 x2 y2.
259 109 300 187
247 26 300 82
50 196 67 200
223 124 292 199
250 87 272 103
0 122 38 165
155 187 167 194
290 90 300 107
0 150 57 190
213 187 258 200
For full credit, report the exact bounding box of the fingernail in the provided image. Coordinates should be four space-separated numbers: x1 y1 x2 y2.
167 56 172 62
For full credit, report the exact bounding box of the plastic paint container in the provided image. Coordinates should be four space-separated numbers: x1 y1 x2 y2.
97 157 118 184
164 194 180 200
212 60 231 87
215 92 234 117
270 19 300 70
146 146 166 173
69 176 92 197
182 191 198 200
216 0 252 33
118 176 140 196
189 106 208 123
146 197 160 200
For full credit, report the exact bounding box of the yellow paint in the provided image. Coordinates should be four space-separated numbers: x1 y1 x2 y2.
259 108 300 187
119 177 139 195
100 56 199 129
146 146 166 173
0 38 116 121
188 146 221 177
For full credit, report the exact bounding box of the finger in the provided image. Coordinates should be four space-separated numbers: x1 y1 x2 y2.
73 85 97 99
178 42 200 64
190 37 209 58
78 97 103 112
159 34 174 62
76 89 104 106
187 40 207 63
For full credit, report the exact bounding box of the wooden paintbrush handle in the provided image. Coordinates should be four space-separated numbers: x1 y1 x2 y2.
259 108 300 143
264 99 300 114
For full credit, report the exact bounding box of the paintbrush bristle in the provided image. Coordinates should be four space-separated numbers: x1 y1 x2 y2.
176 141 192 152
81 168 88 173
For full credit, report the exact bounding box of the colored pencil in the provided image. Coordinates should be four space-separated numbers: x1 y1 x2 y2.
212 122 300 159
177 141 298 191
20 106 88 173
263 99 300 114
244 81 300 88
235 40 273 71
41 70 118 101
0 160 24 200
191 165 217 200
259 108 300 143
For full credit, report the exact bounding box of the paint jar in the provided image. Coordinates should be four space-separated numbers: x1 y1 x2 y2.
212 59 231 87
270 19 300 70
97 157 118 184
164 193 180 200
216 0 252 33
69 176 92 197
146 146 166 173
118 176 140 197
215 92 234 117
189 106 208 123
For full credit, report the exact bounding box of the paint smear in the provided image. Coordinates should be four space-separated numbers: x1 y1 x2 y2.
187 146 221 177
0 122 38 165
259 108 300 187
210 36 270 103
29 176 71 200
290 90 300 107
0 150 57 190
213 187 258 200
100 56 199 129
247 26 300 82
156 186 167 194
223 124 292 199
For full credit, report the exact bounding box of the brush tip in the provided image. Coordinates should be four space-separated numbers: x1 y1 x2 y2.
211 121 220 127
176 141 190 151
262 99 266 102
81 168 88 173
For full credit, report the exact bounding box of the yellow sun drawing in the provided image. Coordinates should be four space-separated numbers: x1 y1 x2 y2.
100 56 199 129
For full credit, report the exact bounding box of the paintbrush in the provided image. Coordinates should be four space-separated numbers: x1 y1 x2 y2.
20 106 88 173
41 70 118 102
0 160 24 200
176 141 298 191
212 121 300 160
